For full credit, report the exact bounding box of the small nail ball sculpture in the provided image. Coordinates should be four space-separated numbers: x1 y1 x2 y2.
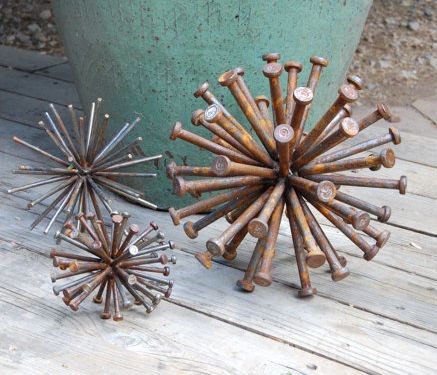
8 99 161 233
51 212 176 319
167 52 407 296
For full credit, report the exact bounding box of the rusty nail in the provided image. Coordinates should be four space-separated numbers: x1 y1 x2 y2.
314 127 401 165
294 84 358 158
263 62 286 126
300 148 396 175
206 188 273 256
284 61 303 122
358 103 392 131
274 124 294 176
295 117 359 169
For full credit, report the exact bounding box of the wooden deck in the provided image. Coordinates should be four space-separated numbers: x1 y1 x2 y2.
0 45 437 375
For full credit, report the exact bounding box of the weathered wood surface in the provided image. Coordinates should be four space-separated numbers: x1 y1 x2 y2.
34 62 74 83
1 46 437 374
2 241 354 375
0 91 76 130
0 45 65 71
1 191 437 375
1 157 437 373
353 104 437 140
0 65 80 108
412 96 437 126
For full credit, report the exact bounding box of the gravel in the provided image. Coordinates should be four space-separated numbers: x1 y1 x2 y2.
349 0 437 105
0 0 63 56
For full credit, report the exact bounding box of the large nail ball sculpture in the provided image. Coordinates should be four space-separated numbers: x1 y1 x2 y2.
167 52 406 296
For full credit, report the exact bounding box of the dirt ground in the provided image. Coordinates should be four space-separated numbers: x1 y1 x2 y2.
350 0 437 105
1 0 436 105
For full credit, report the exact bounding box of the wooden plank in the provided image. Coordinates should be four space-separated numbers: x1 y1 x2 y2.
0 46 65 71
0 91 76 129
34 62 74 83
0 247 352 375
0 201 436 375
413 95 437 125
325 105 437 168
358 124 437 169
0 66 80 108
233 218 437 330
2 134 435 366
199 215 437 332
0 49 434 372
5 177 437 336
339 184 437 236
0 121 56 160
0 147 437 350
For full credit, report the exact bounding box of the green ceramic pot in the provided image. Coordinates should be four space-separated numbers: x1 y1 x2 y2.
53 0 371 207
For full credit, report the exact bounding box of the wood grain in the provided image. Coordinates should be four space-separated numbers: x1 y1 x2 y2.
1 47 437 374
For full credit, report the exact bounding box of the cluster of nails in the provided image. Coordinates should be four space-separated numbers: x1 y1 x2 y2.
167 52 406 296
51 211 176 319
6 99 175 318
8 99 162 234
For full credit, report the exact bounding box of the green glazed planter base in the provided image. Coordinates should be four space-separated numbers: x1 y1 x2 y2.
53 0 371 208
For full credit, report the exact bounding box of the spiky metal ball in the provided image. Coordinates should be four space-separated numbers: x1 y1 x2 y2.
51 213 176 319
8 99 161 233
166 52 406 296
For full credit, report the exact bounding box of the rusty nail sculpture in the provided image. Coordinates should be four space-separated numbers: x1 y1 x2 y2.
8 99 162 233
167 52 407 297
51 213 175 319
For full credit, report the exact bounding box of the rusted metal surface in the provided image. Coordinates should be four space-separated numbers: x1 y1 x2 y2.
294 84 358 158
307 174 407 194
299 197 350 282
219 69 277 158
300 148 396 175
274 124 294 176
167 53 406 297
191 109 251 156
263 62 286 126
313 127 401 164
248 181 285 239
170 121 261 166
9 99 161 233
284 61 302 123
212 156 276 179
253 198 285 287
295 117 359 168
52 213 175 319
204 103 272 166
